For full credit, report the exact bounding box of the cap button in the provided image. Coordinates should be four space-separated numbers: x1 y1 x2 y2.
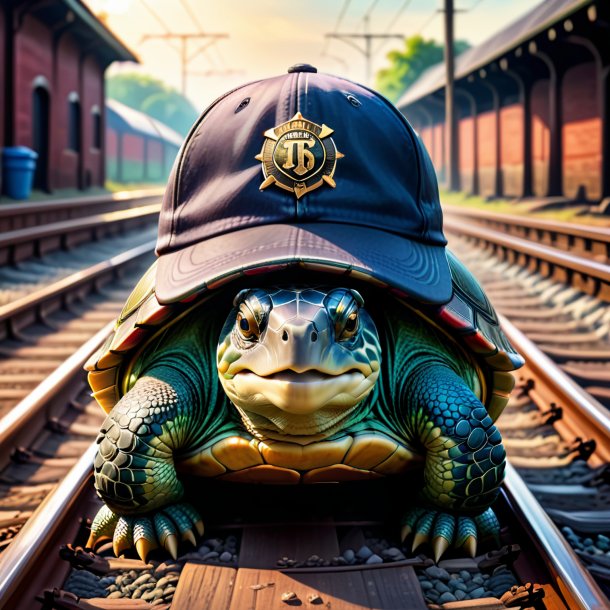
287 63 317 74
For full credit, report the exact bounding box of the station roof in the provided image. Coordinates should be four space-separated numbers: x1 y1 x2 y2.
20 0 137 65
396 0 593 109
107 100 183 148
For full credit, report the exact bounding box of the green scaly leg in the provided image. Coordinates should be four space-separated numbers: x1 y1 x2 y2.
89 369 205 561
401 364 506 562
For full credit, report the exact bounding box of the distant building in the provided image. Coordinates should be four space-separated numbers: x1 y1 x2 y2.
398 0 609 204
106 100 183 184
0 0 136 192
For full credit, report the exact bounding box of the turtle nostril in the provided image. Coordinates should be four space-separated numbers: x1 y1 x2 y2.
282 330 289 342
311 331 318 342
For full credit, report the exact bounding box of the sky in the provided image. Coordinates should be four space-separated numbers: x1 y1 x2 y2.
85 0 536 113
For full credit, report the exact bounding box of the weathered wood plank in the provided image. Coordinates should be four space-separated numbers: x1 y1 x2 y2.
171 563 236 610
231 568 372 610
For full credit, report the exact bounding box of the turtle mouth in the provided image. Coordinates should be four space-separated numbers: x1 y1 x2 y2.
261 369 361 383
230 368 371 415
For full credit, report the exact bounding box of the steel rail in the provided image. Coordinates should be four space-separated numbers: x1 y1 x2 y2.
499 314 610 461
0 188 163 223
443 216 610 300
0 240 156 337
444 204 610 246
0 203 160 250
503 463 609 610
0 442 96 607
0 321 114 465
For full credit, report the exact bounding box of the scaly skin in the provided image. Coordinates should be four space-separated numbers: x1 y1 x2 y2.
89 288 506 563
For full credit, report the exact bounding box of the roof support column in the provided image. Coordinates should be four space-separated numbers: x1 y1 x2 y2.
535 49 563 197
456 88 478 196
480 80 501 198
504 68 532 198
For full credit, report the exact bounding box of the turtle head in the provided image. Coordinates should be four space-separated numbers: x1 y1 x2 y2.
216 287 381 437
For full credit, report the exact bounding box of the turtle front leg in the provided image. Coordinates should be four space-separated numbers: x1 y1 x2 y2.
89 370 203 561
402 364 505 562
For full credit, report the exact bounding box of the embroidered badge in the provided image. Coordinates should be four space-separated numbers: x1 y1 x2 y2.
255 112 344 199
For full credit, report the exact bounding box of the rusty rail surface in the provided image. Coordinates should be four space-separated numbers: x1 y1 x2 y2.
0 203 160 265
443 215 610 302
0 188 163 232
444 205 610 261
0 240 156 341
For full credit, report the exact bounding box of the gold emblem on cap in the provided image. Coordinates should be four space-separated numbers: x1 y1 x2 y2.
255 112 344 199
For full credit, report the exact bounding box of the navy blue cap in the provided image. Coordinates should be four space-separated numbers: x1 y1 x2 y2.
155 67 451 305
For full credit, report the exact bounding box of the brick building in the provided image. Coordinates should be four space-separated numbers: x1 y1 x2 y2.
0 0 136 192
398 0 609 204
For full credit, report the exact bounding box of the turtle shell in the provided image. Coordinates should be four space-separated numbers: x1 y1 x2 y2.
432 251 524 421
86 252 523 419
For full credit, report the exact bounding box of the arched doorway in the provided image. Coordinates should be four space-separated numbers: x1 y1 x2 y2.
32 83 50 191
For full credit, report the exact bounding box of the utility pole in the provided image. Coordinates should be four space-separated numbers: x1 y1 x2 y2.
141 32 228 95
444 0 459 191
325 19 403 84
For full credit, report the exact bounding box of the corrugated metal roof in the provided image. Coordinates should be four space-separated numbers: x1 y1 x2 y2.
106 100 159 138
149 117 184 148
397 0 593 109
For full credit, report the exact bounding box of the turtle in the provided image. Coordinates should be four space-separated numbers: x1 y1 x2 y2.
85 250 523 564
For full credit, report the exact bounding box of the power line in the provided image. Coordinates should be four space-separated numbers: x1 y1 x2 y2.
322 0 352 55
416 10 440 35
140 32 229 95
139 0 181 52
374 0 413 53
179 0 204 33
325 25 404 83
363 0 381 20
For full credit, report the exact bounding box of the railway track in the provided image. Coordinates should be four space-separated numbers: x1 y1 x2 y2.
444 207 610 410
0 190 159 558
0 199 607 608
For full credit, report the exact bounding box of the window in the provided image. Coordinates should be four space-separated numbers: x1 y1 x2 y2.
68 93 81 152
91 106 102 150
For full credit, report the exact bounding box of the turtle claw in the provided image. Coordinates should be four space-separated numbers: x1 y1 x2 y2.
182 528 197 547
87 505 118 549
87 502 204 560
432 536 450 563
462 535 477 558
401 506 500 562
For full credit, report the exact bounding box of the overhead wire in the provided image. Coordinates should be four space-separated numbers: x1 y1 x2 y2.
322 0 352 55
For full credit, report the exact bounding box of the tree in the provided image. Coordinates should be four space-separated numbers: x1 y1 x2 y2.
375 36 470 103
106 73 199 136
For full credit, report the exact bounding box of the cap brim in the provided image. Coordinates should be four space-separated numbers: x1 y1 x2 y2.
155 223 452 305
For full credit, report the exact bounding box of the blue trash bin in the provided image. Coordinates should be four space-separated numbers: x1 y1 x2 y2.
2 147 38 200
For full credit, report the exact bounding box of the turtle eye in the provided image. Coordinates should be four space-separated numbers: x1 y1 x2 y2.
338 310 359 341
236 308 259 341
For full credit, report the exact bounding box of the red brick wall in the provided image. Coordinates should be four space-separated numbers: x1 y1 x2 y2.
562 62 601 200
459 116 475 193
82 55 105 187
531 79 550 197
499 103 524 196
53 33 80 189
477 111 496 196
106 127 118 159
14 14 53 149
